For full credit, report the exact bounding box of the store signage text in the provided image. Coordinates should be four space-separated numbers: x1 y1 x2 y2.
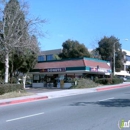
90 67 98 72
90 67 108 73
40 68 66 72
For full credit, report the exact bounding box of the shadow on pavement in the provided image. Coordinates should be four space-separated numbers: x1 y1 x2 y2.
70 99 130 107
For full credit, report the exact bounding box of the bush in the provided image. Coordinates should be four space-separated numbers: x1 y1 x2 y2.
95 78 123 85
95 78 111 85
26 81 32 85
0 84 23 95
112 78 123 84
0 78 4 84
10 77 17 84
71 78 98 88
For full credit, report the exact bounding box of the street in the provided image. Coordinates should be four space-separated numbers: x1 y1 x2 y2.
0 86 130 130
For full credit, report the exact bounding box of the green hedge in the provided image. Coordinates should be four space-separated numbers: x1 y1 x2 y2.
0 84 23 95
95 78 123 85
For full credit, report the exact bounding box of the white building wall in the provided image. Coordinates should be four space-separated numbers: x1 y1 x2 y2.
123 49 130 70
115 49 130 76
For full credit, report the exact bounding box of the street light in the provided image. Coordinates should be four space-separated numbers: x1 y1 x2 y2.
113 39 128 76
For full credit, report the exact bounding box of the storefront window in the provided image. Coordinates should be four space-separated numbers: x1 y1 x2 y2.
33 74 45 83
64 74 75 83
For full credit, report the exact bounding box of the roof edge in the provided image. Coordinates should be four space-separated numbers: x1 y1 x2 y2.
38 57 84 63
38 57 110 63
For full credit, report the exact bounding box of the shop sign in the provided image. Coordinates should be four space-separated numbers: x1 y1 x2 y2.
90 67 108 73
40 68 66 72
90 67 98 72
98 68 107 73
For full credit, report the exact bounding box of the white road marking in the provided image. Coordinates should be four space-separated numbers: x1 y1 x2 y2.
98 97 114 102
6 112 44 122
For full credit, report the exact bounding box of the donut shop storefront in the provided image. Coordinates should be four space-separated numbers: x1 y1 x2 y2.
30 57 111 88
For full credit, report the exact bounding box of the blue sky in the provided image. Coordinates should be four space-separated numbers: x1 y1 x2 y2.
27 0 130 51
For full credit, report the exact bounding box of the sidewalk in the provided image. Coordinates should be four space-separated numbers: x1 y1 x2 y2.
0 82 130 106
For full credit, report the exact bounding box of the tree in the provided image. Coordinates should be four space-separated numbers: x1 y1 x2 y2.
90 49 101 59
8 35 39 88
97 36 124 72
59 39 90 59
53 54 61 60
0 0 45 83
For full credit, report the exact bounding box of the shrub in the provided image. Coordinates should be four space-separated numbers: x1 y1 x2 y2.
0 84 23 95
71 78 98 88
0 78 4 84
26 81 32 85
112 78 123 84
10 77 17 84
95 78 123 85
95 78 111 85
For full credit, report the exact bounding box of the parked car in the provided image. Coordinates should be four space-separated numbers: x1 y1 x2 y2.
119 76 127 81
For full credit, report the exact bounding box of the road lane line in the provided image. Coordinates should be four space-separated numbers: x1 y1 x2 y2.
6 112 44 122
98 97 114 102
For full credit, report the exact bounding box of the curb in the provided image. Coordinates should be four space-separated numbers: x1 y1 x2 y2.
0 96 48 106
96 84 130 92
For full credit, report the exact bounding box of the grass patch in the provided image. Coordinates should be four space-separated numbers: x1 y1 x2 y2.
0 90 33 99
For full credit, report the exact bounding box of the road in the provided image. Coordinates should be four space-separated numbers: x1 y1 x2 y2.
0 86 130 130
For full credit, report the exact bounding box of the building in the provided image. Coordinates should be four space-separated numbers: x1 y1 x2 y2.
123 49 130 71
37 49 62 62
30 57 111 88
115 49 130 76
37 48 130 77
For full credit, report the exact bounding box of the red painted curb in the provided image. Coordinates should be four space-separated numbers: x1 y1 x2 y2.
97 84 130 92
0 96 48 106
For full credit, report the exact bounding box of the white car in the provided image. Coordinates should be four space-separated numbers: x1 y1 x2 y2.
123 77 127 81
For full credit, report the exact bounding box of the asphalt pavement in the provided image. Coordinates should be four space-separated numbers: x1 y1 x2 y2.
0 86 130 130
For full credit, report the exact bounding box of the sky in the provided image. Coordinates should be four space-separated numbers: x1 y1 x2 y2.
27 0 130 51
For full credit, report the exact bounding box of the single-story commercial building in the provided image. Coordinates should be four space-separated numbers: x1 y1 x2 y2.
30 57 112 88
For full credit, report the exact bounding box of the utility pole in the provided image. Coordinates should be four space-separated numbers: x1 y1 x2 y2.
113 42 116 76
113 39 128 76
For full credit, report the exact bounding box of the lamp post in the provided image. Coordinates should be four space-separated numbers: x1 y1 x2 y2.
113 41 117 76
